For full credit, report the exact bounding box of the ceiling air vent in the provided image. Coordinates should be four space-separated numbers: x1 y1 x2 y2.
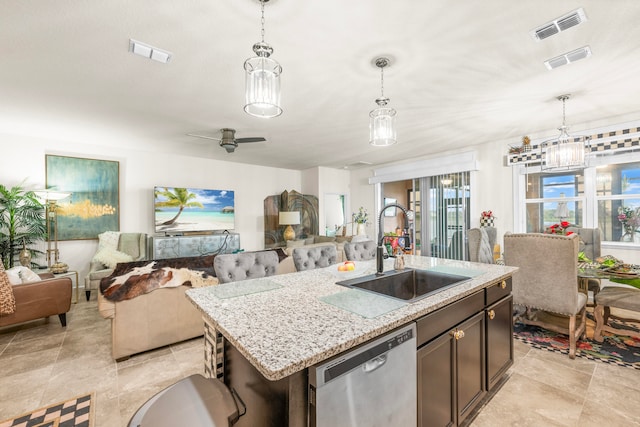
530 8 588 41
544 46 592 70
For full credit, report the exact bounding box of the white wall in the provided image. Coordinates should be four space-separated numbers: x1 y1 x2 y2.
0 134 301 283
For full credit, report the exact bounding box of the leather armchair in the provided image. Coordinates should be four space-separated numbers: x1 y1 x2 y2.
504 232 587 359
84 233 147 300
0 273 72 328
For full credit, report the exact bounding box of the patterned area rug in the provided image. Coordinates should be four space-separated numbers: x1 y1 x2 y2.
0 393 94 427
514 315 640 370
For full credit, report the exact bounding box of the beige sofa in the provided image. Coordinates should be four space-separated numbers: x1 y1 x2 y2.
98 252 297 361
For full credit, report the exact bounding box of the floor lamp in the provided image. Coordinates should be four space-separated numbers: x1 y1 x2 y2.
279 211 300 241
35 190 71 272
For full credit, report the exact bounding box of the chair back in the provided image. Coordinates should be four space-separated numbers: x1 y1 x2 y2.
566 227 601 261
214 251 279 284
344 240 376 261
467 227 496 263
504 233 581 315
292 245 337 271
118 233 148 261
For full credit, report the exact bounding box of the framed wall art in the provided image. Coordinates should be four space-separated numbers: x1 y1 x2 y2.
45 155 120 240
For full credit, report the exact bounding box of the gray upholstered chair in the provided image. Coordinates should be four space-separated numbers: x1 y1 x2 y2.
467 227 496 264
447 230 464 260
84 232 147 301
504 232 587 359
213 251 279 284
344 240 376 261
567 226 603 299
292 245 337 271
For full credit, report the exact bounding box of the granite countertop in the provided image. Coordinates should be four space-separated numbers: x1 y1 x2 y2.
186 255 517 381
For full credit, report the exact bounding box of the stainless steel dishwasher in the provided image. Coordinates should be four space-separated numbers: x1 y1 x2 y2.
309 323 416 427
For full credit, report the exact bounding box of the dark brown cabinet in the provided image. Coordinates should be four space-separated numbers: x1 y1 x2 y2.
484 278 513 391
417 292 486 427
486 294 513 390
416 277 513 427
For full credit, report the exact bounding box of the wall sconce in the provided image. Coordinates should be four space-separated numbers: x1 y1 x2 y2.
279 211 300 241
34 189 71 272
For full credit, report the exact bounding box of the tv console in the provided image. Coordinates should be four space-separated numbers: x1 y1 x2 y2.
150 233 240 259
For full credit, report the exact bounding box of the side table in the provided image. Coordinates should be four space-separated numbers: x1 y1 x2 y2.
34 269 78 304
53 270 79 304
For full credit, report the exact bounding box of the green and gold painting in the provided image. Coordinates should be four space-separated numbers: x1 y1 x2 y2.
45 155 119 240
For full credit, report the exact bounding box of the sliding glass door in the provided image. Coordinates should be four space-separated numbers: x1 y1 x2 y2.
404 172 470 260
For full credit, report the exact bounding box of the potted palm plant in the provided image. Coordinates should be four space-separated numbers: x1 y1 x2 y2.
0 181 47 269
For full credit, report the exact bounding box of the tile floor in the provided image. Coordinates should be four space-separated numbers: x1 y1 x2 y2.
1 298 639 427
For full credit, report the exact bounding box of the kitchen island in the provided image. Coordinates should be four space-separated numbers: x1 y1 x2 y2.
186 255 517 426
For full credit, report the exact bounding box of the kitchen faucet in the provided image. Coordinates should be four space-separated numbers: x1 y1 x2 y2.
376 203 412 276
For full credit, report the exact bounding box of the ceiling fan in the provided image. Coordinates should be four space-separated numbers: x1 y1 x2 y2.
187 128 267 153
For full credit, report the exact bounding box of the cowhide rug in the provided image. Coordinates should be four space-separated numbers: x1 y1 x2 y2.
100 255 218 302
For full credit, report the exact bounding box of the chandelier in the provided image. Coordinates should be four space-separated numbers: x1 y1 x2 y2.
541 94 589 172
369 57 397 146
244 0 282 118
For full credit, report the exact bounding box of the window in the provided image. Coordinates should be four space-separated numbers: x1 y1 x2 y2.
520 159 640 244
524 170 584 232
595 161 640 242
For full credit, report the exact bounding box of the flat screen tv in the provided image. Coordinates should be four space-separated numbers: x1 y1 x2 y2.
154 186 235 234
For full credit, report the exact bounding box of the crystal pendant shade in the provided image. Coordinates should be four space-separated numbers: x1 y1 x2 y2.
244 53 282 118
369 103 397 147
243 1 282 118
541 95 588 172
369 57 397 147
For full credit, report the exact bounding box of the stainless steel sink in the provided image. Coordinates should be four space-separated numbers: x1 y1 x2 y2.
335 268 471 302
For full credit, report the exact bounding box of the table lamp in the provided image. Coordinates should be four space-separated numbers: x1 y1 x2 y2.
279 211 300 241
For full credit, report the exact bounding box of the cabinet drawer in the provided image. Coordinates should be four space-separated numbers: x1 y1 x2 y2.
485 278 512 306
416 290 484 347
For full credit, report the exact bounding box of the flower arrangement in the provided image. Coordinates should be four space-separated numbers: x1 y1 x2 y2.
617 206 640 234
352 207 369 224
544 221 574 236
481 210 496 220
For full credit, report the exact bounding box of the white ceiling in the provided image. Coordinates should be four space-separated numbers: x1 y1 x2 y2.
2 1 640 170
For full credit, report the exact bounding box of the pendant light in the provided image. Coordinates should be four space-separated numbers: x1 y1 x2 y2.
369 57 397 147
541 94 589 172
244 0 282 118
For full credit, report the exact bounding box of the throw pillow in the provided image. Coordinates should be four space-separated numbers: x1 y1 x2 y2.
98 231 120 251
5 266 42 284
94 248 134 269
286 239 306 249
478 227 495 264
314 235 336 243
0 263 16 315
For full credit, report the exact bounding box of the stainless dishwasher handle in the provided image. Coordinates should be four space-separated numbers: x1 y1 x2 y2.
362 354 388 373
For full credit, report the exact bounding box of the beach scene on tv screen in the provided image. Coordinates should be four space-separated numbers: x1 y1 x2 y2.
154 187 235 233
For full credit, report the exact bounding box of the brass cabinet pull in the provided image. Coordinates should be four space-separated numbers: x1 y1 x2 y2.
500 280 506 289
488 309 495 320
450 329 465 340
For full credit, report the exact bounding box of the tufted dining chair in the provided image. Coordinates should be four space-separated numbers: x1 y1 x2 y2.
467 227 496 264
213 251 280 284
292 245 338 271
344 240 377 261
504 232 587 359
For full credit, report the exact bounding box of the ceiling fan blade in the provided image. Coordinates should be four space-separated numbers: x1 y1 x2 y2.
187 133 222 141
235 137 267 143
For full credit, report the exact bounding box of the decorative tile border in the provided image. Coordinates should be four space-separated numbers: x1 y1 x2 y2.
507 126 640 166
